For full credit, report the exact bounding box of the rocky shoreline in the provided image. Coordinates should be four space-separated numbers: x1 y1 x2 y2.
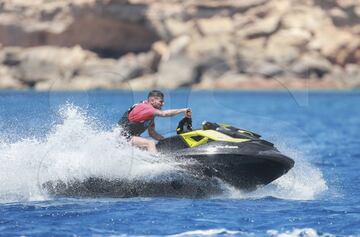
0 0 359 90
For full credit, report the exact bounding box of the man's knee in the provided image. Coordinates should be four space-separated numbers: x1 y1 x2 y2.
131 136 154 147
146 139 156 147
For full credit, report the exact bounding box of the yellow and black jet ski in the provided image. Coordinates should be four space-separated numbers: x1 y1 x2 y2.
156 121 295 190
43 119 295 198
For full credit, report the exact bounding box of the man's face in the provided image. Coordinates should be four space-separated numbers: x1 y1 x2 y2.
148 96 164 109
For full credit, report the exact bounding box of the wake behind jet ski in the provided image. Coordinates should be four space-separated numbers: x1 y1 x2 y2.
157 120 295 191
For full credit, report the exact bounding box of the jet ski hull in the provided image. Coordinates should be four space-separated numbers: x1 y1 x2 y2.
158 139 294 190
177 152 294 190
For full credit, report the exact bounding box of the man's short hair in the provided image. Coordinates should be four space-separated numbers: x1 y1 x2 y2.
148 90 164 99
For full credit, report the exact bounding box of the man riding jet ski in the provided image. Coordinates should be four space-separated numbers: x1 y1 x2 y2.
118 90 293 191
44 115 294 197
118 90 191 154
156 119 295 191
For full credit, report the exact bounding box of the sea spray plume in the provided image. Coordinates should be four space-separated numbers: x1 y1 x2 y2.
38 104 224 198
267 153 327 200
264 139 328 200
37 104 187 194
222 146 327 201
0 137 47 203
0 104 184 202
0 103 223 201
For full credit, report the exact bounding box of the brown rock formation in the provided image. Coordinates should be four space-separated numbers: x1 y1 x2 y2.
0 0 359 90
0 0 159 56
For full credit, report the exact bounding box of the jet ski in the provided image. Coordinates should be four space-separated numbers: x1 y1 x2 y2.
43 117 294 198
156 121 295 191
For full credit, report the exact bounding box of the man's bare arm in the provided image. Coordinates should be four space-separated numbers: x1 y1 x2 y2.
154 108 189 117
148 126 165 141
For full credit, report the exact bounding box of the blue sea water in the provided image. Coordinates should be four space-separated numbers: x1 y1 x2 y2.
0 90 359 236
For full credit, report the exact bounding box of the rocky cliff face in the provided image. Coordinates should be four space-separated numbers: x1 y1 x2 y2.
0 0 359 90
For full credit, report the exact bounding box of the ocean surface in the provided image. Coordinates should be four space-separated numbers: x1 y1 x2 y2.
0 90 359 236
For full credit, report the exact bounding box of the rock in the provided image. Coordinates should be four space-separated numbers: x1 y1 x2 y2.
271 28 312 47
194 73 298 90
246 61 284 77
237 15 281 39
18 58 61 87
77 58 123 83
168 35 190 56
191 0 268 18
164 19 192 38
1 0 360 90
187 35 233 58
117 53 145 80
194 74 344 90
233 13 252 29
68 76 116 90
197 17 234 35
34 79 65 91
0 47 23 66
265 42 300 66
352 25 360 34
329 7 349 26
152 41 170 61
36 75 115 91
336 0 359 9
0 65 25 89
156 56 196 89
16 45 94 86
124 74 157 90
237 38 266 63
355 6 360 18
333 44 360 66
310 25 357 61
0 0 160 57
77 50 158 85
344 64 360 87
301 5 360 64
282 6 331 31
264 28 311 65
193 0 267 11
185 57 231 86
267 0 292 15
291 53 332 78
280 76 343 89
194 72 248 90
116 51 157 79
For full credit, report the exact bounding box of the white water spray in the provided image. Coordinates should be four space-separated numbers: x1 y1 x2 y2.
0 105 181 203
222 143 328 200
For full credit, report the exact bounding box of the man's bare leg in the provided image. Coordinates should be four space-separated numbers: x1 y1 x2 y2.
130 136 157 154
